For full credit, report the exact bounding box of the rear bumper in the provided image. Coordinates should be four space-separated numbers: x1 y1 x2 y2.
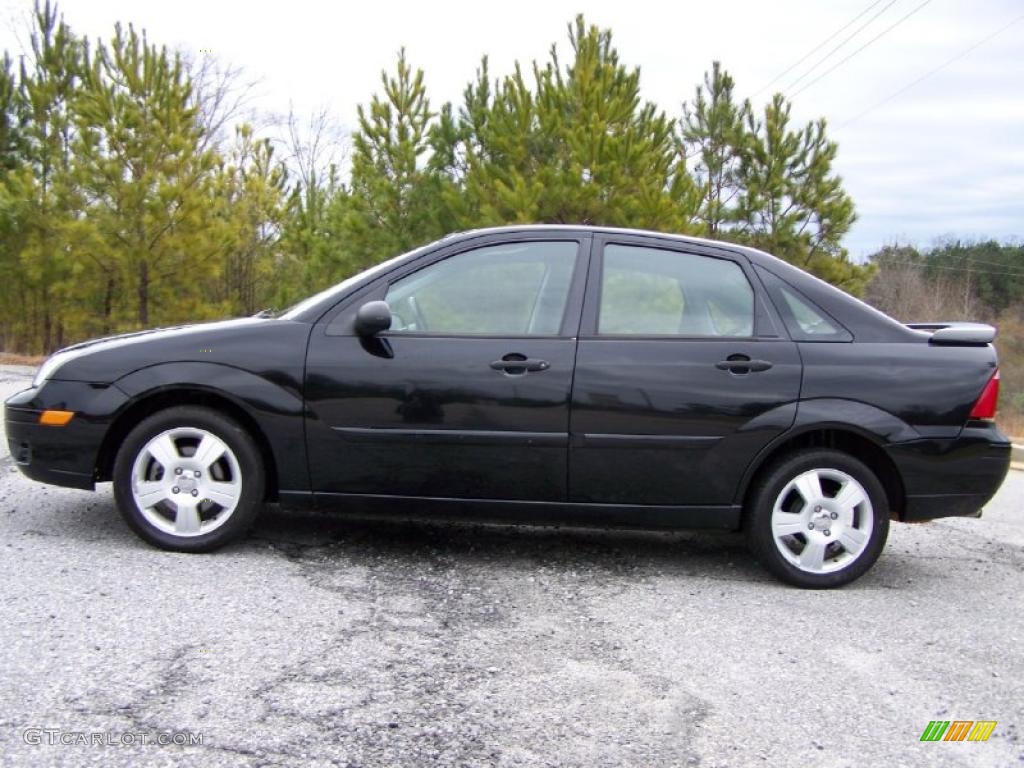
4 381 126 491
887 423 1012 521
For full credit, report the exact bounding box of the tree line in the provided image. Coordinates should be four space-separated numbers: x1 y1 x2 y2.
0 4 871 353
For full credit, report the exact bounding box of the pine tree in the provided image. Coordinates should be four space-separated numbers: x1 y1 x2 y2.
213 124 287 315
9 1 85 351
0 54 27 351
74 23 220 328
454 16 697 231
345 49 441 269
681 62 749 237
735 93 870 293
279 167 350 298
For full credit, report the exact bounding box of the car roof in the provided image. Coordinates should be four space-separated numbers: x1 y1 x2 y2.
447 225 914 342
453 223 752 254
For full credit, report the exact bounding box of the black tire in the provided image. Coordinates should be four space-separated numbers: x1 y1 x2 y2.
745 448 890 588
113 406 264 552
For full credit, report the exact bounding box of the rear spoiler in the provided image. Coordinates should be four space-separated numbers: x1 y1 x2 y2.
906 322 996 346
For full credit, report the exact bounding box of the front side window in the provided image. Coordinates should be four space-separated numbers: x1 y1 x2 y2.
598 244 754 336
384 241 578 335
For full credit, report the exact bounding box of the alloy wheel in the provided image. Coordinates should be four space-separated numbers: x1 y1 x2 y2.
130 427 242 537
770 467 874 574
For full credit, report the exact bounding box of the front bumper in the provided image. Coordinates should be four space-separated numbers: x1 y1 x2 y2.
888 423 1012 521
4 381 128 491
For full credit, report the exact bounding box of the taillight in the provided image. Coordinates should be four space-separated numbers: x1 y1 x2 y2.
969 369 1000 420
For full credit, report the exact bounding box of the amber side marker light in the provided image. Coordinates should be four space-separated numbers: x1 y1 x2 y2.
39 410 75 426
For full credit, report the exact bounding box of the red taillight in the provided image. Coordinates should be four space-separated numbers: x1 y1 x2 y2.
969 370 1000 420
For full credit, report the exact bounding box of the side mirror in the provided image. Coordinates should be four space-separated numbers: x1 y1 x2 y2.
354 300 392 337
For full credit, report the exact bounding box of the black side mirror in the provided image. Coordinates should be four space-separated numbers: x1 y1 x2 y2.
354 300 392 336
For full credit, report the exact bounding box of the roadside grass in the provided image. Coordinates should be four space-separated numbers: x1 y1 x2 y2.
0 353 44 366
1001 409 1024 442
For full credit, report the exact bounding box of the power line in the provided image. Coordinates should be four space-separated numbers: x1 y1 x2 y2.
754 0 890 96
784 0 900 93
876 260 1024 278
940 252 1024 270
792 0 936 99
840 12 1024 127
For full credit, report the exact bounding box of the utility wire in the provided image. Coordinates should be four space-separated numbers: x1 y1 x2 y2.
754 0 889 96
784 0 900 93
839 12 1024 127
792 0 935 98
876 260 1024 277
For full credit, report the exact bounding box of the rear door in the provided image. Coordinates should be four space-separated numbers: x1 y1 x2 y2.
304 233 590 501
569 234 802 507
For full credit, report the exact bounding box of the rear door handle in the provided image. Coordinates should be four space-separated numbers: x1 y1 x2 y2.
716 357 773 374
490 355 550 375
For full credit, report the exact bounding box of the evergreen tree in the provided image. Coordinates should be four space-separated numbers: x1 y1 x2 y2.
74 23 220 328
681 62 749 237
0 55 26 351
454 16 696 231
735 93 869 293
9 1 85 351
279 167 350 299
213 124 288 315
345 49 441 268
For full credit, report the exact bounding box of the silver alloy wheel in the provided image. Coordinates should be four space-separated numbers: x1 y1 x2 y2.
770 468 874 574
130 427 242 538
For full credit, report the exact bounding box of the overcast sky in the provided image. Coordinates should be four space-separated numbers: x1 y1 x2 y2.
2 0 1022 258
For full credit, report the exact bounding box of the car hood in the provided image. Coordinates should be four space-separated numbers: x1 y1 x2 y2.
35 317 274 385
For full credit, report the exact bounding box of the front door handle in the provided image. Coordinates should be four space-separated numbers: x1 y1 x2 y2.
716 356 773 374
490 354 550 375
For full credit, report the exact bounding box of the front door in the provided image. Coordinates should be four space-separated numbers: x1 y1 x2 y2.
305 236 589 501
569 236 802 507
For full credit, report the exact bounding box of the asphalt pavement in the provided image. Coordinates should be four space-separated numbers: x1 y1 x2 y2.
1 364 1021 767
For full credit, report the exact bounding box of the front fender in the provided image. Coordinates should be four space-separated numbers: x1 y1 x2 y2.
114 362 309 493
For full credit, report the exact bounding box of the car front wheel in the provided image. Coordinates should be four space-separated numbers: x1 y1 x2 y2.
745 449 890 588
112 406 264 552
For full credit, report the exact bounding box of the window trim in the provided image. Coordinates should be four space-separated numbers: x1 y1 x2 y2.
579 236 775 341
323 235 591 339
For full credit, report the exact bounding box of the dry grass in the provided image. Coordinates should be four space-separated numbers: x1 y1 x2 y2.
999 409 1024 442
0 352 45 366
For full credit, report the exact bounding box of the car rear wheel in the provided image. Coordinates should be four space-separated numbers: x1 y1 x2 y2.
113 406 264 552
745 449 890 588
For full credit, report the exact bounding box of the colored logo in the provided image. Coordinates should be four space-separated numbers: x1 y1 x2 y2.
920 720 997 742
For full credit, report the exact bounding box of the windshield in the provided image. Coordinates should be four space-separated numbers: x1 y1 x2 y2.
278 243 434 321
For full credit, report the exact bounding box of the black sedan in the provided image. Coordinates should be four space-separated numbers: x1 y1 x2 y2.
4 226 1011 587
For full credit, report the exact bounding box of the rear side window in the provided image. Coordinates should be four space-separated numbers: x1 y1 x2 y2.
598 244 754 336
780 287 842 336
755 266 852 341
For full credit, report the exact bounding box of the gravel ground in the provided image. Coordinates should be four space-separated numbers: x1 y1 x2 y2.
1 364 1022 767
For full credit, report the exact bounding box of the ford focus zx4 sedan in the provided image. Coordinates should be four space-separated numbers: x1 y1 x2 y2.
4 226 1012 587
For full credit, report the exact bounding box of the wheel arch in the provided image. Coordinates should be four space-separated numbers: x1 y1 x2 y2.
738 425 907 521
96 385 280 501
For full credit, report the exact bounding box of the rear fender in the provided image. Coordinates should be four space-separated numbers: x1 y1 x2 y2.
733 398 918 505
